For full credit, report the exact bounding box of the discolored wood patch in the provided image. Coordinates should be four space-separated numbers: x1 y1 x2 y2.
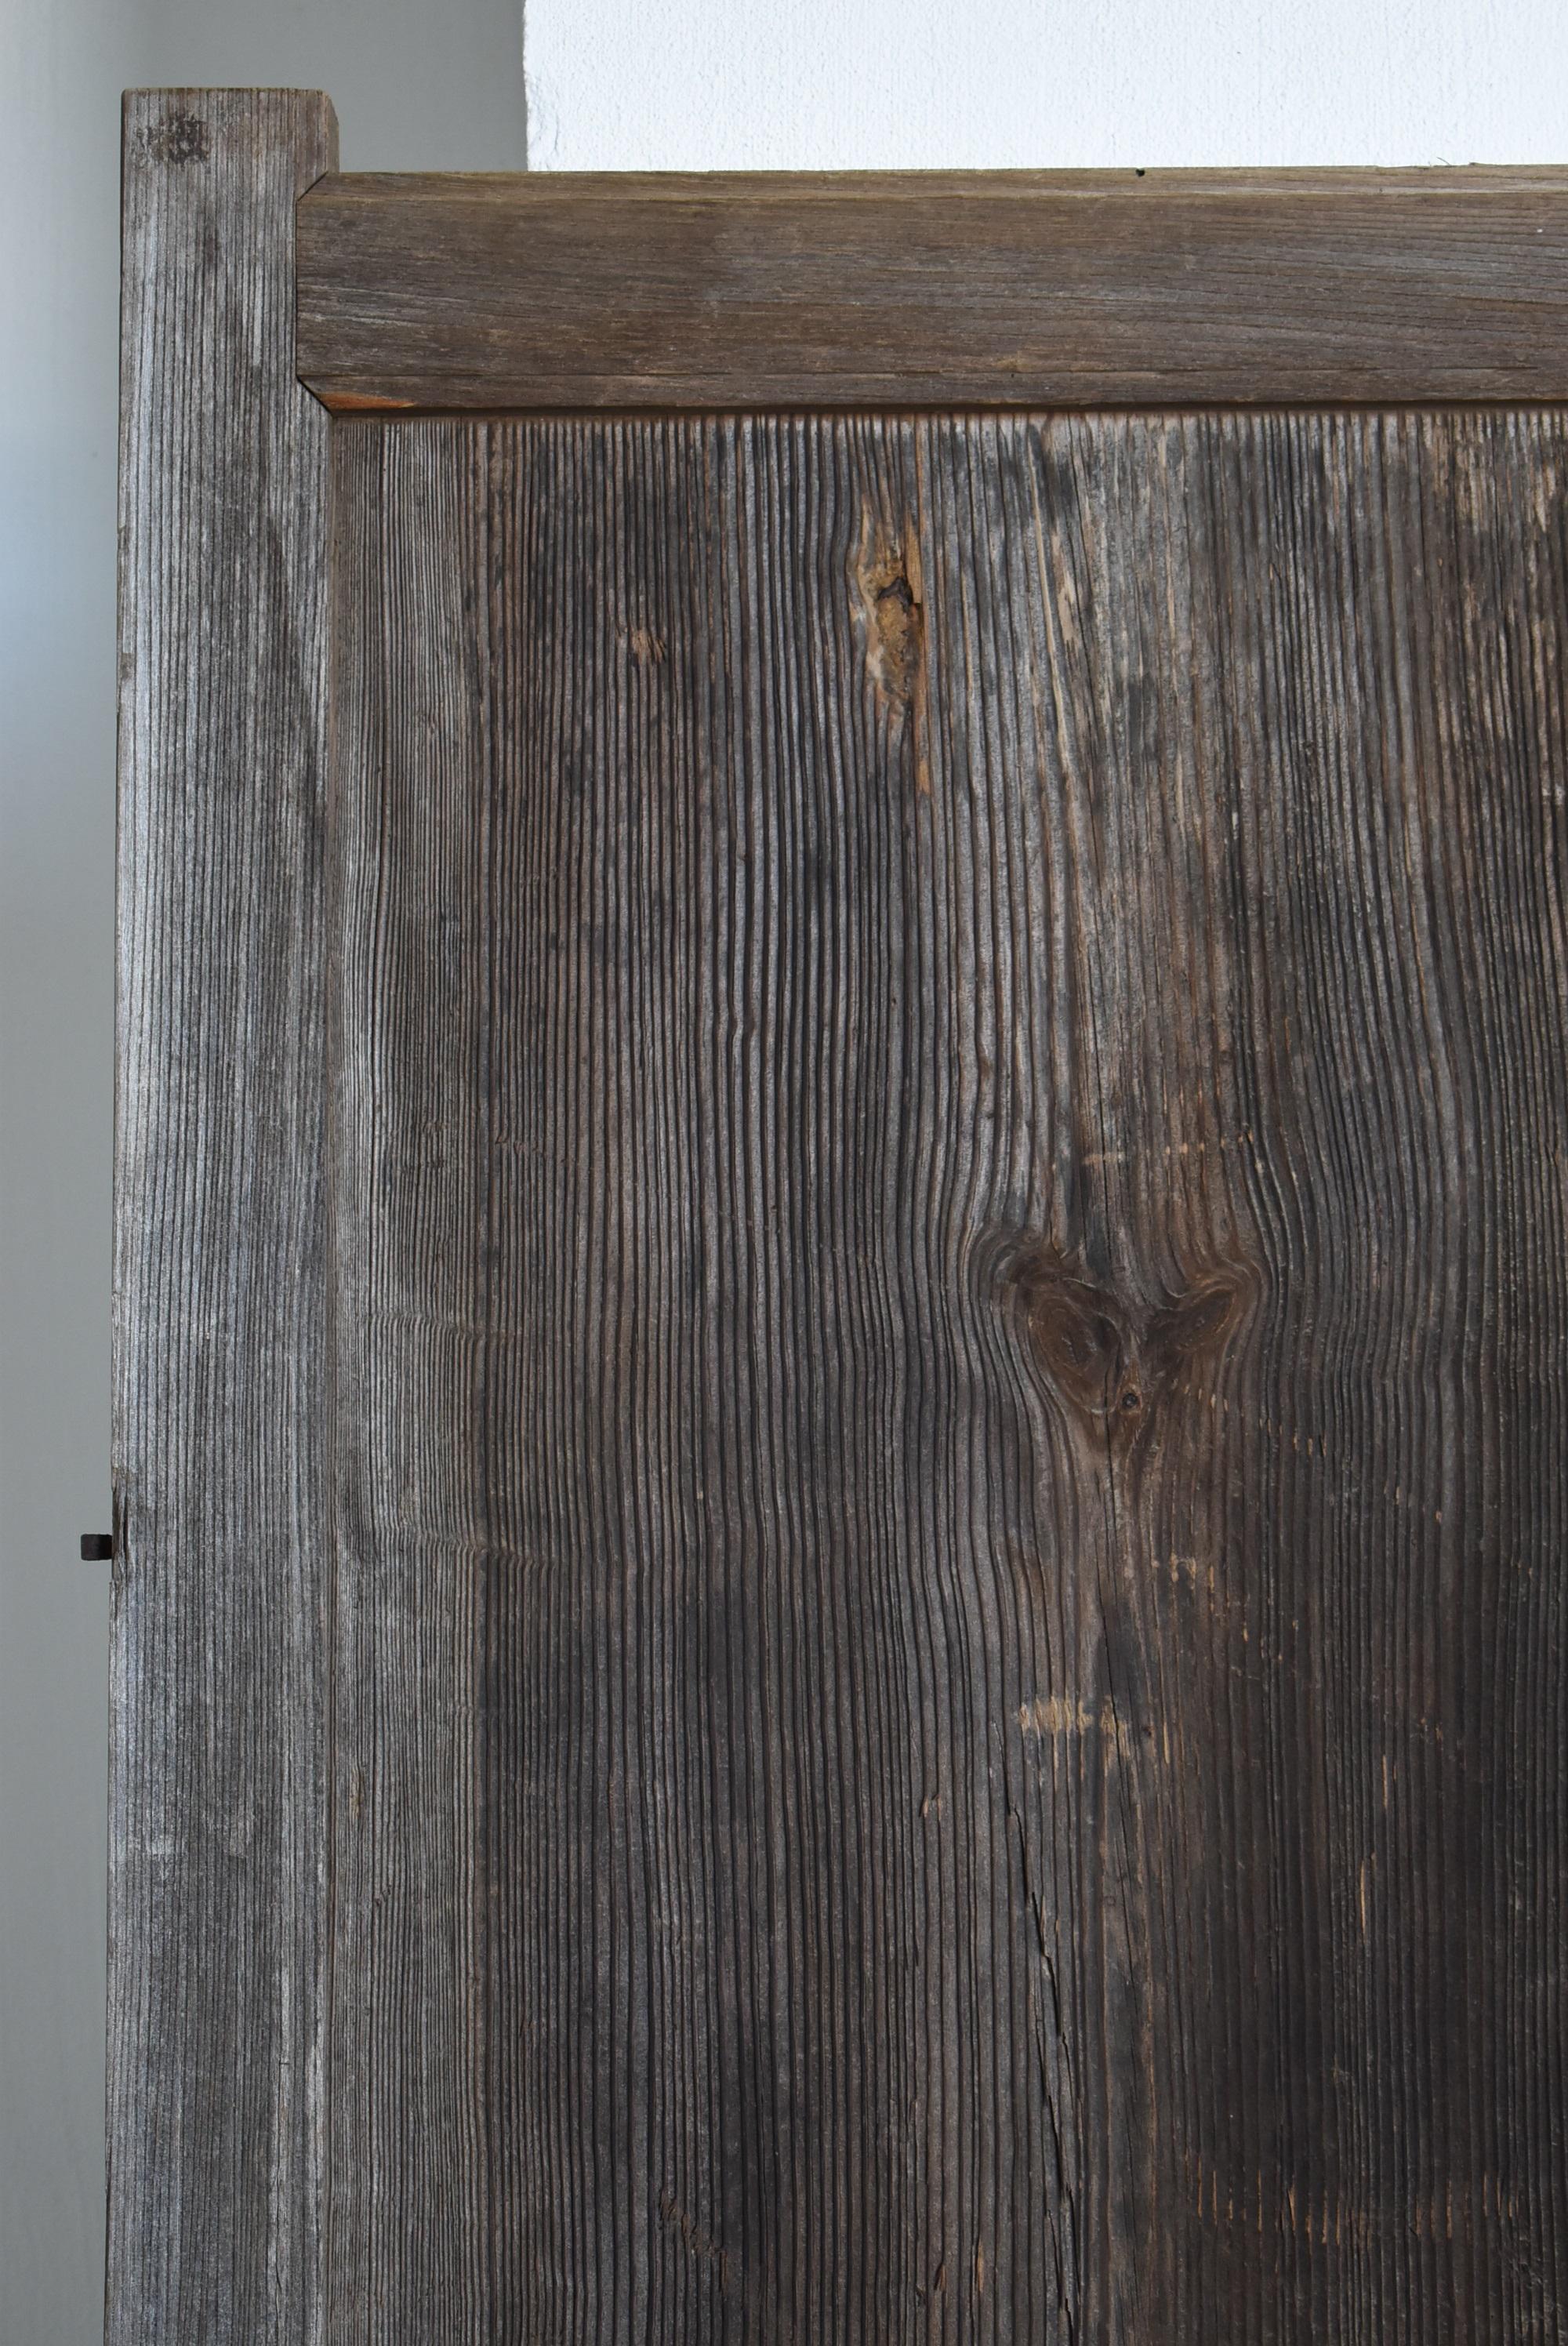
140 111 211 165
854 515 930 789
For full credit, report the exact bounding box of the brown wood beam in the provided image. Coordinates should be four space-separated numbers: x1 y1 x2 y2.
298 167 1568 414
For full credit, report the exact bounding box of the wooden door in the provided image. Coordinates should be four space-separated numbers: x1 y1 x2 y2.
113 90 1568 2343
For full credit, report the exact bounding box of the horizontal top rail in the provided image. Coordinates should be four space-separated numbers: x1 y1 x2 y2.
297 167 1568 414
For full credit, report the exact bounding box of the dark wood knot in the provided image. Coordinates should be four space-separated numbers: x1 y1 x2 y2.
995 1239 1253 1439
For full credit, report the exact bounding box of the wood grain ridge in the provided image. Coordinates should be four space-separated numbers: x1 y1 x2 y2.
296 168 1568 415
326 409 1568 2341
111 87 336 2346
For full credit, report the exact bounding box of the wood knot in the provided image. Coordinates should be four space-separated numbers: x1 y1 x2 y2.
854 519 928 787
993 1238 1254 1440
1145 1269 1253 1380
1000 1242 1137 1426
871 574 921 704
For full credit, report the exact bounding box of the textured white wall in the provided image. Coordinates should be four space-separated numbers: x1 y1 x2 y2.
528 0 1568 170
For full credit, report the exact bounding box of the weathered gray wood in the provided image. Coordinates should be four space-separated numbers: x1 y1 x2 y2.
326 420 497 2342
295 169 1568 413
111 87 336 2346
118 104 1568 2338
327 409 1568 2340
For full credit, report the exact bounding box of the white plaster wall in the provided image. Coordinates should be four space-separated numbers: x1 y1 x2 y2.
528 0 1568 170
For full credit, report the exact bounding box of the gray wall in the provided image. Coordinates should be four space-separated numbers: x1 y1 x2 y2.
0 9 524 2337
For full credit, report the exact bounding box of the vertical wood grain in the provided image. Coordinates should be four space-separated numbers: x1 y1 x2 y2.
328 409 1568 2341
111 88 337 2346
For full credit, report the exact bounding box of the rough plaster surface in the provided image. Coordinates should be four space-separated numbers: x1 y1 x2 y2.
528 0 1568 169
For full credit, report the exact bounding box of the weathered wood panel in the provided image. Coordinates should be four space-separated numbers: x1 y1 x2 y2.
111 88 336 2346
328 409 1568 2341
295 170 1568 414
